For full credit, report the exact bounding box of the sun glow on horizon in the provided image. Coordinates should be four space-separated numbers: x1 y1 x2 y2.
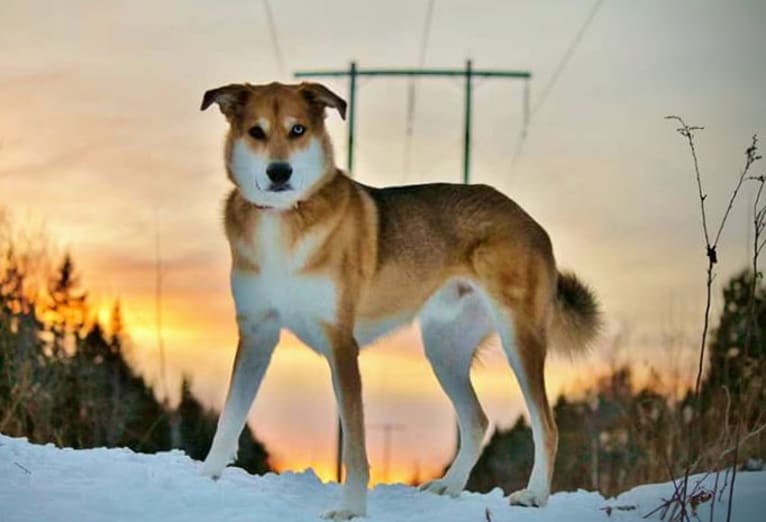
96 288 702 488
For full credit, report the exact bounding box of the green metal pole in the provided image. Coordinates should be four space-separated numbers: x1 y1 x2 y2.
347 61 357 176
463 59 472 185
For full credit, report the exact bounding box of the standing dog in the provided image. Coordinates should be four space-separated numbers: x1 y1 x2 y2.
199 81 600 519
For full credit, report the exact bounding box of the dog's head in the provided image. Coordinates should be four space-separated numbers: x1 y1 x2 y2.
201 82 346 209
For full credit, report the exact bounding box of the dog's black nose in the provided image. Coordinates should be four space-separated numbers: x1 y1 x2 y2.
266 162 293 185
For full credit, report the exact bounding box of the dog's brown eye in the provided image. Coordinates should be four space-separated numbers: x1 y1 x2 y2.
248 126 266 140
289 124 305 138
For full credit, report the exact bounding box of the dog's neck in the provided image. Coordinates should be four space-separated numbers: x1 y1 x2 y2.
241 168 347 215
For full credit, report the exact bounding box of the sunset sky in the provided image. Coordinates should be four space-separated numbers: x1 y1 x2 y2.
1 0 765 484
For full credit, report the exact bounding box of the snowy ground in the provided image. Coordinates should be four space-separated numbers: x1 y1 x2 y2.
1 434 763 522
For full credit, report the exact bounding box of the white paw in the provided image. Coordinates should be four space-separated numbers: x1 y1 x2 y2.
508 488 549 507
200 457 227 480
321 508 365 520
419 478 463 497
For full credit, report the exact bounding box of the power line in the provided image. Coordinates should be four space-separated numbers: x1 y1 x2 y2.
532 0 604 117
403 0 436 179
262 0 286 78
368 422 406 483
417 0 436 67
511 0 605 171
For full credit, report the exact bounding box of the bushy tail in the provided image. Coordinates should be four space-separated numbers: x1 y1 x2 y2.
550 271 602 355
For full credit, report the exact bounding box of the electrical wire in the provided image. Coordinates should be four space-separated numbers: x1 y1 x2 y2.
262 0 286 78
510 0 605 171
532 0 605 118
416 0 436 72
403 0 436 180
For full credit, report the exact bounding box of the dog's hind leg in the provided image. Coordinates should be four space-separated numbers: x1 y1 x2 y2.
489 302 558 507
418 283 493 497
471 237 559 507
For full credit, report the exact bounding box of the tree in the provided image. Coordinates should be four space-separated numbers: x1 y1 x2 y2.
108 300 124 357
551 396 590 492
705 270 766 406
0 244 47 438
462 367 672 497
465 416 533 494
1 217 272 471
46 253 88 355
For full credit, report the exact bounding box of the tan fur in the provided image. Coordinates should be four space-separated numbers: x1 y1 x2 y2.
201 81 601 518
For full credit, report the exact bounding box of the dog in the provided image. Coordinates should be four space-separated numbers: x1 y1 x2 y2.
199 81 601 520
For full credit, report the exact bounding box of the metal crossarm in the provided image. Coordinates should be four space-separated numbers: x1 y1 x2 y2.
295 60 531 184
296 68 531 79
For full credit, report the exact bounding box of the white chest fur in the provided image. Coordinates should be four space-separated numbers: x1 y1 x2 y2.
232 213 338 353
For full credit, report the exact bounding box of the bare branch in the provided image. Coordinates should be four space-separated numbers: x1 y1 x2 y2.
719 421 766 460
666 116 712 253
662 120 762 522
713 135 762 247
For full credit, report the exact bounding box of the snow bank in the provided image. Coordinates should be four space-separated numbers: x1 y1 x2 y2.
1 434 763 521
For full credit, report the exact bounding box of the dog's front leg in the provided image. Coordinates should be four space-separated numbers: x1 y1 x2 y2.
202 273 279 478
322 331 369 520
201 316 278 478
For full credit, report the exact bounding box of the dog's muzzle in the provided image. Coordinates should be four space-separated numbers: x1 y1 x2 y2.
266 162 293 191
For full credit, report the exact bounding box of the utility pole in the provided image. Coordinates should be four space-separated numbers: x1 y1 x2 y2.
295 61 531 183
346 61 357 179
295 62 530 483
369 423 406 483
462 59 472 185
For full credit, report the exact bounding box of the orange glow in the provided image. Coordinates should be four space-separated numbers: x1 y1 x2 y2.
65 286 699 485
269 456 440 487
83 288 699 485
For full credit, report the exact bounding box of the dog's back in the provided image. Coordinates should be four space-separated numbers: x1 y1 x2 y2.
354 180 557 330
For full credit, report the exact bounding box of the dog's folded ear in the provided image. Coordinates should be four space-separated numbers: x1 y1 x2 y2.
298 83 347 120
200 84 251 118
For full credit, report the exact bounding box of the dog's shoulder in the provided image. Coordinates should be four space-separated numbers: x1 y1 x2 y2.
223 189 255 242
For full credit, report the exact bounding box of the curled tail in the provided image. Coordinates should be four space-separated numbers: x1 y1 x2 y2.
551 271 602 355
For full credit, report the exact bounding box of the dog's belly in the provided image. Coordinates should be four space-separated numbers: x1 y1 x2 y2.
352 278 478 347
353 311 417 347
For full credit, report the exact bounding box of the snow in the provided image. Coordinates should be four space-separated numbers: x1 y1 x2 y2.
1 434 764 522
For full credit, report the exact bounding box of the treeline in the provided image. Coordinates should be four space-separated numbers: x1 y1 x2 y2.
466 270 766 497
0 222 270 475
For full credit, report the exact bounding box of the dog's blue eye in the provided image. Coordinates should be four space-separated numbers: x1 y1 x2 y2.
290 124 305 137
248 126 266 140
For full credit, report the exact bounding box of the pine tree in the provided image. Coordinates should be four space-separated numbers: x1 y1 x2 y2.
551 396 590 492
46 253 88 355
0 229 273 467
465 416 533 494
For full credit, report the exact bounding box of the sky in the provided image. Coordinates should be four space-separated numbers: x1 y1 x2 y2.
1 0 765 484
